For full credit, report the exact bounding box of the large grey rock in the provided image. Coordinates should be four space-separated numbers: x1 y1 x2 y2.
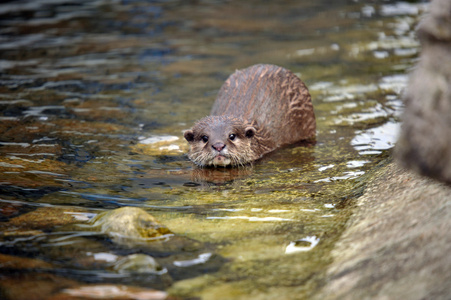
396 0 451 183
318 161 451 300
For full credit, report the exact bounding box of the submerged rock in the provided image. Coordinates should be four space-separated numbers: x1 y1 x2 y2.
0 253 52 270
0 207 89 235
0 272 80 300
88 206 206 257
113 254 166 274
133 135 187 156
56 284 168 300
87 207 223 285
396 0 451 183
90 207 173 246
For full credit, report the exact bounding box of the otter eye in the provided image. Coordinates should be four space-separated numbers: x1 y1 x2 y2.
201 135 209 143
229 134 236 141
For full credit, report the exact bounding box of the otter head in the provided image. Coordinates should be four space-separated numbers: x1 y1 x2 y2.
184 116 258 167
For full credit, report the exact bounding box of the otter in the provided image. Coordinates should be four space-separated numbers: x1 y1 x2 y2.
184 64 316 167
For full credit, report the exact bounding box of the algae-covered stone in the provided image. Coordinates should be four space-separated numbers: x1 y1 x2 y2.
0 207 89 235
113 254 166 274
90 207 172 244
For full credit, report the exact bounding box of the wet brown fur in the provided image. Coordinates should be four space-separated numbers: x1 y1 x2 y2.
184 64 316 167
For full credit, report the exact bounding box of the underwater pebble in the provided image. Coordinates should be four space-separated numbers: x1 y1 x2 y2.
62 284 167 300
113 254 166 275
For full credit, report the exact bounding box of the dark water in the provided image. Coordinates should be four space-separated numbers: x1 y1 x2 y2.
0 1 426 299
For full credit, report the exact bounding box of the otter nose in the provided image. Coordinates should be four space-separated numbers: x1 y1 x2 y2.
212 142 225 152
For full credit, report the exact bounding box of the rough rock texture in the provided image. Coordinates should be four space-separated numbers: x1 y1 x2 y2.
396 0 451 183
318 161 451 300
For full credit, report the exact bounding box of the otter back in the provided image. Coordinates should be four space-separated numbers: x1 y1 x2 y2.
211 64 316 149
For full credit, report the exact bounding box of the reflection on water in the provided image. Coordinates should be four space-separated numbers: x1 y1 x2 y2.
0 0 426 299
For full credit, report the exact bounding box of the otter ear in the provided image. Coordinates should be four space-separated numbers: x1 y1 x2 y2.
244 126 256 138
184 130 194 142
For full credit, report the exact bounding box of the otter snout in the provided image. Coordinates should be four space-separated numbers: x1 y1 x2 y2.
212 142 225 152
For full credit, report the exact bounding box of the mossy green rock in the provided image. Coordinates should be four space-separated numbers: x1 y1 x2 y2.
90 207 172 243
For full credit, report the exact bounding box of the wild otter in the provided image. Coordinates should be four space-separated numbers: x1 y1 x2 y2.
184 64 316 167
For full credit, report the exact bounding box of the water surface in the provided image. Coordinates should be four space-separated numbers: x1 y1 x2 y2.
0 1 426 299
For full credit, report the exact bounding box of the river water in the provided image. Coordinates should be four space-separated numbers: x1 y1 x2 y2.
0 1 426 299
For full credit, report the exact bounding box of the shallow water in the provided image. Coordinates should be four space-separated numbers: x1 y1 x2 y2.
0 1 426 299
